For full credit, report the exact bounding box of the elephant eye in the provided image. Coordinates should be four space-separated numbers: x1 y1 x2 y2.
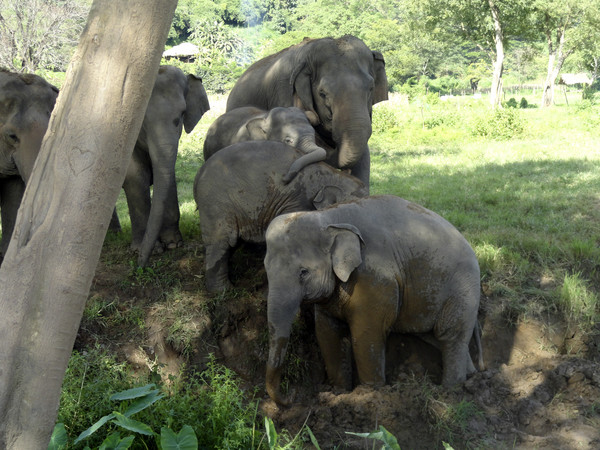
299 268 310 281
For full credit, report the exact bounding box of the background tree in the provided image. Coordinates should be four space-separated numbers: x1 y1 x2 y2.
423 0 534 107
533 0 600 106
0 0 177 448
0 0 89 72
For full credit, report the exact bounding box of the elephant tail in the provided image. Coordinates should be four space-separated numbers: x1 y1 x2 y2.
473 320 485 371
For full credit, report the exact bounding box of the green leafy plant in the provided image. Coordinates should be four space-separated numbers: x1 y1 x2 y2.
346 425 401 449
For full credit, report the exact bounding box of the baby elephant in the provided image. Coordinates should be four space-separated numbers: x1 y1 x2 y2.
263 195 483 405
194 140 368 294
203 106 326 183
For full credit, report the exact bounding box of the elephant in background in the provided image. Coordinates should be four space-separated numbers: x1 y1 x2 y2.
226 35 388 189
193 140 368 294
110 65 210 267
263 195 483 405
203 106 326 183
0 69 58 261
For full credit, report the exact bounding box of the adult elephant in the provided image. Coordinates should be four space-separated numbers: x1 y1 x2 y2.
0 70 58 262
226 35 388 189
114 65 210 267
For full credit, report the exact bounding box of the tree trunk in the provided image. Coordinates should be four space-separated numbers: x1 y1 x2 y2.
489 0 504 109
542 17 572 107
0 1 177 448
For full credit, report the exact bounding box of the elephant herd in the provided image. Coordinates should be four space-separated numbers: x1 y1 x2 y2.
0 35 483 405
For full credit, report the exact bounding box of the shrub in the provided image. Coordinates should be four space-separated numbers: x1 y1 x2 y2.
519 97 529 109
471 107 526 140
505 97 518 108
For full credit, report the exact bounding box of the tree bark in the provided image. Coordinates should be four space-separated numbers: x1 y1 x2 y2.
541 16 572 107
0 1 177 448
488 0 504 109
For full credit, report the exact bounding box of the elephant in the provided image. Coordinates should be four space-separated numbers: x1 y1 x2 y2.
0 69 58 261
203 106 326 183
263 195 483 405
110 65 210 267
193 140 368 294
226 35 388 189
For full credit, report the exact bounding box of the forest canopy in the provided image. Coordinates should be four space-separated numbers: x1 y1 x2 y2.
1 0 599 97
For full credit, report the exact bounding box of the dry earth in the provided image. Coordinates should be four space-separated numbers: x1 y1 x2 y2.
80 238 600 449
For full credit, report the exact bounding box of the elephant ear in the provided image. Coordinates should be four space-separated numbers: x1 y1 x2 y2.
290 46 316 115
372 51 389 104
327 224 363 282
313 185 344 209
246 117 268 140
184 74 210 134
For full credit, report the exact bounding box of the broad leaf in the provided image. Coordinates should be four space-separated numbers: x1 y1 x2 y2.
110 384 158 401
112 412 154 436
306 426 321 450
48 423 68 450
160 425 198 450
346 425 401 450
123 391 164 417
99 432 135 450
74 413 116 444
264 417 278 449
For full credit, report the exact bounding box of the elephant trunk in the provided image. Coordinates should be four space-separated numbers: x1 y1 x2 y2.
265 287 302 404
334 114 372 170
137 147 176 267
282 139 327 184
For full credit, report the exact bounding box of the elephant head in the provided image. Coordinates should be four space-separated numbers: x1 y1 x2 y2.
263 213 363 404
290 36 388 181
0 70 58 258
245 106 326 183
0 70 58 182
135 65 209 267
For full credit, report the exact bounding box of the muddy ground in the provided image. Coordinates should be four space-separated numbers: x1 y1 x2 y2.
81 238 600 449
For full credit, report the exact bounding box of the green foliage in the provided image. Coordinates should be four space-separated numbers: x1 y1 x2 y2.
346 425 401 449
557 273 599 328
470 107 526 140
57 349 262 449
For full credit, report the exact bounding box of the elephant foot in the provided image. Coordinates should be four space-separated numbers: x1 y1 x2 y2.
205 278 233 295
165 239 184 250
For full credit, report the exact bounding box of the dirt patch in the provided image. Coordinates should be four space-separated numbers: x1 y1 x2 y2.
82 241 600 449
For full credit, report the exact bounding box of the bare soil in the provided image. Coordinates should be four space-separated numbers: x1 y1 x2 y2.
81 239 600 449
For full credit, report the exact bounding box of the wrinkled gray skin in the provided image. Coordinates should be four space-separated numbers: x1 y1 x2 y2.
110 65 210 267
226 35 388 189
203 106 326 183
263 195 483 405
193 140 368 294
0 70 58 262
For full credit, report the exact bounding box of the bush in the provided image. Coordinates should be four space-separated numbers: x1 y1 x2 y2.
519 97 529 109
471 108 526 140
505 97 518 108
58 349 262 449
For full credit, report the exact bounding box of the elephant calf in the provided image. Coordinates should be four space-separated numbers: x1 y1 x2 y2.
263 195 483 405
193 140 368 294
202 106 326 183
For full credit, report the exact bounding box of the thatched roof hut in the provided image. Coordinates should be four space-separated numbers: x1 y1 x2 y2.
162 43 199 62
558 73 593 86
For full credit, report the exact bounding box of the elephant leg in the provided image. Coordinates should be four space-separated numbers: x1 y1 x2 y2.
204 239 234 294
346 278 397 386
434 294 479 386
314 305 353 390
122 156 152 251
158 177 182 249
349 149 370 193
0 177 25 259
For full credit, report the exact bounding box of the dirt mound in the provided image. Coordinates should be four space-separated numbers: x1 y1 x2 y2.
82 241 600 449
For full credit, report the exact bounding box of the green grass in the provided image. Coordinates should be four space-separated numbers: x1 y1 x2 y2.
368 94 600 329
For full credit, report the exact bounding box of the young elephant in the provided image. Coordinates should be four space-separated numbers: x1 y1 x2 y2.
193 140 368 294
202 106 326 183
263 195 483 405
